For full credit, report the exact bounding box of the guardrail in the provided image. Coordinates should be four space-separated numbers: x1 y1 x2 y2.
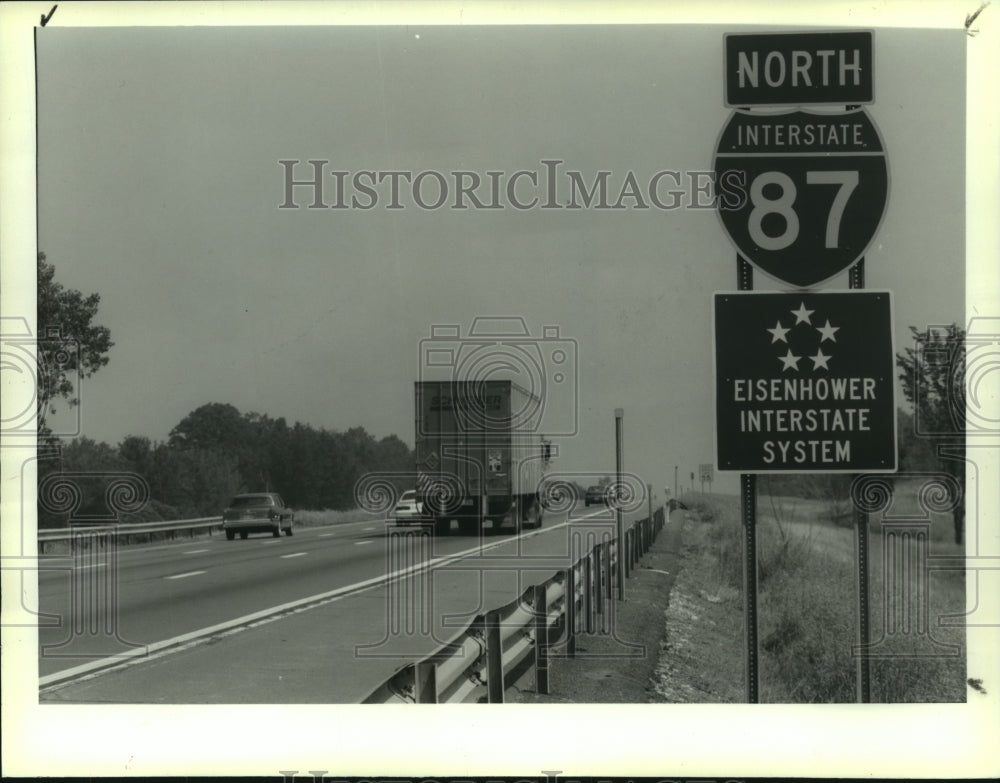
362 505 666 703
37 517 224 553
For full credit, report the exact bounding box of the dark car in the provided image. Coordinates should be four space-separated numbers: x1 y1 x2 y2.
584 485 606 507
222 492 294 539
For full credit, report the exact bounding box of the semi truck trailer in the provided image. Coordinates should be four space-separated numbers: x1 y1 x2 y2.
415 380 550 536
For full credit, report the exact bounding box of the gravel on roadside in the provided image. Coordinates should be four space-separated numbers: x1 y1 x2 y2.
507 509 686 703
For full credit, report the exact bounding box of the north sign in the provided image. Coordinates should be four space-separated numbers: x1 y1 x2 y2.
724 31 873 106
714 291 896 473
714 108 889 288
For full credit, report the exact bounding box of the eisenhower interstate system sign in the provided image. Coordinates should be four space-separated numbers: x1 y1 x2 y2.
713 108 889 288
714 291 896 473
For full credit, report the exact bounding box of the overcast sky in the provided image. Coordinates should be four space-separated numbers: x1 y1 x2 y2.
35 24 965 494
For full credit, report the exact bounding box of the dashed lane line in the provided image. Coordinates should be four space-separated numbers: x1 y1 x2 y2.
165 570 206 580
39 511 611 691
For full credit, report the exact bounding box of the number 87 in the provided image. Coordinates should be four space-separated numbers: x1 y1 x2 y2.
748 170 859 251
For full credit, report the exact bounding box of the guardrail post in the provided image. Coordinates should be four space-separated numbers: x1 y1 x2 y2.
594 543 604 617
565 567 577 658
647 483 653 549
486 609 504 703
614 407 625 599
414 662 438 703
533 584 549 695
585 548 595 634
627 529 634 578
608 538 616 601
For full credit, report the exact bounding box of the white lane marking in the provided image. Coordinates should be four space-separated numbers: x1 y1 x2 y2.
260 540 281 545
319 533 335 538
354 540 374 546
280 552 307 559
166 570 206 580
183 549 209 554
363 526 376 531
39 508 631 689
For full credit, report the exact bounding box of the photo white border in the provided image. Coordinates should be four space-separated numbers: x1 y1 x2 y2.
2 1 997 778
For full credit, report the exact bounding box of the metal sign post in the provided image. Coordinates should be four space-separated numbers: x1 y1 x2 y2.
849 257 872 704
737 257 759 704
741 472 760 703
615 408 625 599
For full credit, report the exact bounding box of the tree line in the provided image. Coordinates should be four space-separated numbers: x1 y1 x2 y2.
38 403 414 527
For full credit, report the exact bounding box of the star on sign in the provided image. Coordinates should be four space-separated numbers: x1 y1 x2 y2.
791 302 814 324
810 348 832 370
767 320 790 343
816 319 839 342
778 349 801 372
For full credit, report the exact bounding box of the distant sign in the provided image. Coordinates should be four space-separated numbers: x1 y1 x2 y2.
714 291 896 473
724 31 873 106
714 108 888 288
699 464 714 483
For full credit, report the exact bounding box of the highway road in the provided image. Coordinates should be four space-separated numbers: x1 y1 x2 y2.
38 504 649 702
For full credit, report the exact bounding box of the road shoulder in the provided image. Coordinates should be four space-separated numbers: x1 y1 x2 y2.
508 509 685 703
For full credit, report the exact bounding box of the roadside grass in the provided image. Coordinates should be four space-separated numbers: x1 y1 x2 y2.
293 507 385 528
668 487 966 703
653 498 748 702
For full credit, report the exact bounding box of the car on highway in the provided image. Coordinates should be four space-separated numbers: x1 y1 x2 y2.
222 492 294 539
392 489 425 524
584 485 606 507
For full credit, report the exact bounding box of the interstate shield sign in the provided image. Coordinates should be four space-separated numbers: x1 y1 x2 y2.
714 108 889 288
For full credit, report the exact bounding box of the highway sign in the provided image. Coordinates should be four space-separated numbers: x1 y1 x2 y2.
714 108 888 288
699 464 714 483
724 31 873 106
714 291 896 473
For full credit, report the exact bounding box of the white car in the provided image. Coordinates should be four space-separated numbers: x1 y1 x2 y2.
392 490 425 524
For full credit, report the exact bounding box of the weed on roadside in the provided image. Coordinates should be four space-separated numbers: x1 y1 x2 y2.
674 491 965 703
